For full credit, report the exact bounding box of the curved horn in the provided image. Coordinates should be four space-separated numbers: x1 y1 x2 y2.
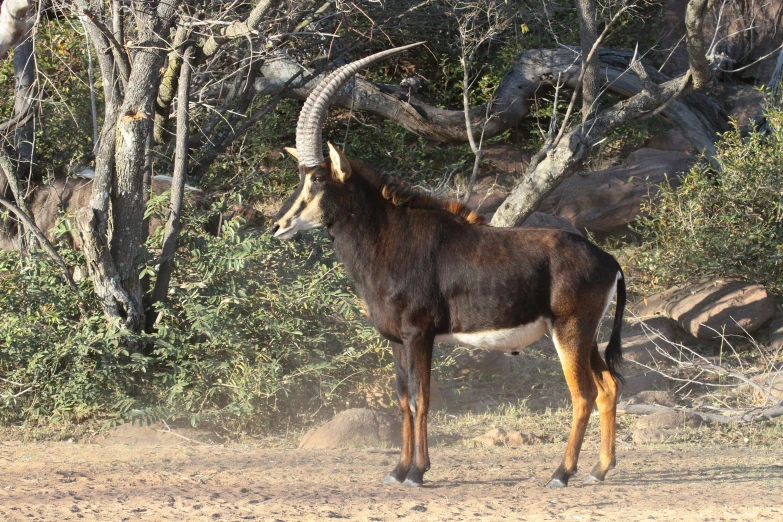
295 42 425 167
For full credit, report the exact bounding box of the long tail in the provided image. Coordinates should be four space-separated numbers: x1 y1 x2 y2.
604 268 626 384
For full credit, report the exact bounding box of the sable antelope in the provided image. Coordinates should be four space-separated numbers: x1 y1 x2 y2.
272 43 626 488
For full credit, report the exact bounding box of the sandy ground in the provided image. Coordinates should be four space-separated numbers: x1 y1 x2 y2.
1 437 782 522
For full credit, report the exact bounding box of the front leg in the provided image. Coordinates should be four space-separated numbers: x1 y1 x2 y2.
384 342 414 485
401 331 434 487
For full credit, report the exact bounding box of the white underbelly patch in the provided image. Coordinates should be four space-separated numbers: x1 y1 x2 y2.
435 317 551 351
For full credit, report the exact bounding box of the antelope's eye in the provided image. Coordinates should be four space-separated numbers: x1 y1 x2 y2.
313 175 325 183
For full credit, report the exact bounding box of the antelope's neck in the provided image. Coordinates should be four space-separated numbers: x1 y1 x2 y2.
327 201 393 296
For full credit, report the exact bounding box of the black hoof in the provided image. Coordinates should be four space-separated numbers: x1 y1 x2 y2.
383 474 403 485
546 478 568 489
582 474 602 485
402 478 423 487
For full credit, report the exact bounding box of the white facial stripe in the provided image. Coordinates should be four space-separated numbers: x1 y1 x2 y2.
273 175 325 239
436 317 551 351
277 177 311 225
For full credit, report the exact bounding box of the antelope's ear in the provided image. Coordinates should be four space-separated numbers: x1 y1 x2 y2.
284 147 298 160
327 142 352 183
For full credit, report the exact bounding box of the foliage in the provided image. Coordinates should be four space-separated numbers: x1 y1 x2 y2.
628 105 783 297
0 215 389 434
0 19 95 169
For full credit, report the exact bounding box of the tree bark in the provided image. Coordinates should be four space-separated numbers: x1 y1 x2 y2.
147 44 194 331
74 0 177 331
576 0 598 122
201 0 279 57
107 0 177 331
12 28 35 162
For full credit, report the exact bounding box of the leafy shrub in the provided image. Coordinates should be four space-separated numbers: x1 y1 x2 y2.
628 106 783 297
0 218 388 435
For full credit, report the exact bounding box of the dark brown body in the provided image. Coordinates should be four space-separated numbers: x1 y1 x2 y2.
274 155 626 488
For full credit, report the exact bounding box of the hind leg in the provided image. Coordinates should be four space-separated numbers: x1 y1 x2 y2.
547 321 598 488
384 342 414 485
583 342 619 484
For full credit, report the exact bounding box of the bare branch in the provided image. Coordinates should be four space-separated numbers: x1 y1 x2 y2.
202 0 280 57
81 7 131 85
0 195 78 293
148 44 195 329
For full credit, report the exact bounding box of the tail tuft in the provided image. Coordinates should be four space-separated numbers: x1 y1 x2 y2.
604 269 626 385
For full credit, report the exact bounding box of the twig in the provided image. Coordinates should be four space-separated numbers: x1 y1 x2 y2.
0 194 79 294
551 5 632 149
81 7 130 85
158 420 211 446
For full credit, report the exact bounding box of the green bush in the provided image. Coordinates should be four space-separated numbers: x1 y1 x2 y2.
0 218 388 435
629 106 783 297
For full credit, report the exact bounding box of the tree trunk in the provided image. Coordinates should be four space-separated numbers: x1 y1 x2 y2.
147 44 194 331
13 28 35 162
576 0 598 122
74 0 177 331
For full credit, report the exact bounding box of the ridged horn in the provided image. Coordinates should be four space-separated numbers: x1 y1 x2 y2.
295 42 425 167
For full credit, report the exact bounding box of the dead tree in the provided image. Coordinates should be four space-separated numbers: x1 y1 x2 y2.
489 0 717 227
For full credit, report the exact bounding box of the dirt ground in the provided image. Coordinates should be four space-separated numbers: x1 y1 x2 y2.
1 435 782 522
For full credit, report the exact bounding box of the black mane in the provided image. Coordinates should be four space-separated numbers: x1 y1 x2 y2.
349 160 485 225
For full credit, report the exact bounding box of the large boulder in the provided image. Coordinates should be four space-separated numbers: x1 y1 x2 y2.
521 212 582 236
634 279 777 339
482 144 530 176
466 191 506 216
538 148 696 237
769 316 783 350
600 316 678 366
647 129 695 154
298 408 401 449
659 1 783 83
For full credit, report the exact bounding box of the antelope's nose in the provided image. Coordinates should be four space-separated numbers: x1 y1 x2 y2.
270 223 280 235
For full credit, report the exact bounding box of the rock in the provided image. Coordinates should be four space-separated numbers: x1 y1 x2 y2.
769 316 783 350
633 427 675 444
726 85 765 128
622 371 669 397
600 316 678 366
298 408 401 449
466 191 506 215
472 427 545 447
635 279 776 339
659 1 783 82
538 148 696 237
452 349 511 377
647 129 694 153
636 410 707 429
363 373 445 412
521 212 582 236
626 391 676 408
482 144 530 176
